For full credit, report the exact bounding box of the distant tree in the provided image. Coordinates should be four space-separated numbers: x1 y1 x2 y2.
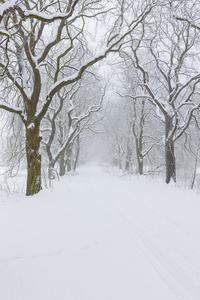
104 107 126 170
116 61 163 175
42 77 104 182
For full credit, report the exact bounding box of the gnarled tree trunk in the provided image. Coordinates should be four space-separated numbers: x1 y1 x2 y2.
26 123 42 196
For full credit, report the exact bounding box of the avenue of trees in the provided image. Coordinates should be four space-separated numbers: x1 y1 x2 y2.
1 0 200 195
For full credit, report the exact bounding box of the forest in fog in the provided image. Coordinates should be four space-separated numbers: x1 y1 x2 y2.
1 0 200 195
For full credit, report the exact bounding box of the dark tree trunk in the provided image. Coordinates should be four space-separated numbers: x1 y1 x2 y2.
135 138 143 175
138 157 143 175
26 124 42 196
165 140 176 183
59 151 66 176
165 116 176 184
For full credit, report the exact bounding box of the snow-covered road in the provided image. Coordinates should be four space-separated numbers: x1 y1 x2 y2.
0 164 200 300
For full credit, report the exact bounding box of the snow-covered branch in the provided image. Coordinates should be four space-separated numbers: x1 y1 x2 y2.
0 100 27 123
0 0 18 17
14 0 79 23
173 103 200 143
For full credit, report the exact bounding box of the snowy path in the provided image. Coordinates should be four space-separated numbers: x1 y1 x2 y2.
0 164 200 300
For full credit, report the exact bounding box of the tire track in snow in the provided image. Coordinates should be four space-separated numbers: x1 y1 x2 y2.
106 201 193 300
106 188 199 300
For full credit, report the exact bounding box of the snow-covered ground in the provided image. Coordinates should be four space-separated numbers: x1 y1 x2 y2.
0 163 200 300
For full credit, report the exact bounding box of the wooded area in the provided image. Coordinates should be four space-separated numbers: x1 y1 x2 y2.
1 0 200 195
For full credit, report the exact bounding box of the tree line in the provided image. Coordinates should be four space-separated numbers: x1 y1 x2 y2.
0 0 200 195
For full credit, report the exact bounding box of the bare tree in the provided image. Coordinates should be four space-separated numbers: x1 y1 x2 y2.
121 4 200 183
